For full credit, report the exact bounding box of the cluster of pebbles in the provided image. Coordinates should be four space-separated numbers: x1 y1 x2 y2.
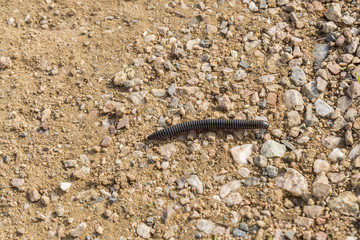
1 0 360 239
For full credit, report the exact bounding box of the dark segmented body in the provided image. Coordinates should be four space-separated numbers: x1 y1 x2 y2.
147 119 269 140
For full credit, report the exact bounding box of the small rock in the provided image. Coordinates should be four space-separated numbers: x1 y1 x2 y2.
230 144 253 164
303 81 320 99
60 182 71 192
305 104 319 126
137 223 151 239
303 205 325 218
196 219 216 234
237 167 250 178
234 69 247 81
161 206 175 224
265 165 278 177
347 82 360 99
327 172 345 183
187 175 203 194
95 224 104 235
312 44 329 62
315 99 334 117
294 217 314 229
349 145 360 160
100 136 112 147
113 71 127 86
324 3 342 22
224 192 243 206
116 115 129 129
218 95 233 111
287 111 301 127
328 191 359 216
70 222 87 237
313 159 330 173
282 89 304 110
260 140 286 158
260 75 275 83
128 91 147 104
337 96 352 112
322 136 341 149
290 66 307 86
0 56 12 69
254 155 268 168
276 168 309 196
11 178 24 188
220 180 241 198
233 228 246 238
159 143 177 158
311 172 331 199
28 188 41 202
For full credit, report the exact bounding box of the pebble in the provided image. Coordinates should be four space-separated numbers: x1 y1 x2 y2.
347 82 360 99
303 205 324 218
137 223 151 239
265 165 278 177
187 175 203 194
303 81 320 99
322 136 341 149
128 91 147 104
232 228 246 238
276 168 309 196
327 172 345 183
311 172 331 199
294 216 314 229
0 56 12 69
218 95 233 111
234 69 247 81
11 178 24 188
287 111 301 127
328 191 359 216
324 3 342 22
28 188 41 202
100 136 112 147
254 155 267 168
314 99 334 117
230 144 253 164
224 192 243 206
260 75 275 83
60 182 72 192
70 222 87 237
348 144 360 160
313 159 330 173
290 66 307 86
282 89 304 110
161 206 175 224
337 96 352 112
312 44 329 62
196 219 216 235
113 71 127 86
237 167 250 178
220 180 241 198
116 115 129 129
159 143 177 158
260 140 286 158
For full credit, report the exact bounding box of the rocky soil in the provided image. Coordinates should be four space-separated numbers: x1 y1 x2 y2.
1 0 360 239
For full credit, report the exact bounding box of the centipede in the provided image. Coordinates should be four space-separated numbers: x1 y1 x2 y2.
147 119 269 140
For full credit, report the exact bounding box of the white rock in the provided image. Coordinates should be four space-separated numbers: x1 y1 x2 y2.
220 180 241 198
328 148 345 162
349 145 360 160
315 99 334 117
196 219 216 234
60 182 72 192
187 175 203 194
137 223 151 239
230 144 253 164
237 167 250 178
313 159 330 173
276 168 309 196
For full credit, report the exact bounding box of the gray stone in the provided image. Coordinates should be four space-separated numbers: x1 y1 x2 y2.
187 175 203 194
294 216 314 229
328 148 345 162
282 89 304 110
232 228 246 238
167 83 176 96
312 44 329 62
328 191 359 216
305 104 319 126
124 78 143 88
265 165 278 178
196 219 216 234
245 40 261 52
333 117 347 131
28 188 41 202
244 177 260 186
290 66 307 86
237 167 250 178
276 168 309 196
323 21 337 33
337 96 352 112
347 82 360 99
322 136 341 149
137 223 151 239
159 143 177 158
313 159 330 173
254 155 268 168
129 91 147 104
151 89 167 97
315 99 334 117
347 37 359 54
324 3 342 22
349 145 360 160
260 140 286 158
260 75 275 83
303 81 320 99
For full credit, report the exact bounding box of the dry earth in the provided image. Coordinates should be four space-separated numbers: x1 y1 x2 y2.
0 0 360 240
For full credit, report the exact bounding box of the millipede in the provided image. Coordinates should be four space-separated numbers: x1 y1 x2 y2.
147 119 269 140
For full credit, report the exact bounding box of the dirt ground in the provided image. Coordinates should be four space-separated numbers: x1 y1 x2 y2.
0 0 360 240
